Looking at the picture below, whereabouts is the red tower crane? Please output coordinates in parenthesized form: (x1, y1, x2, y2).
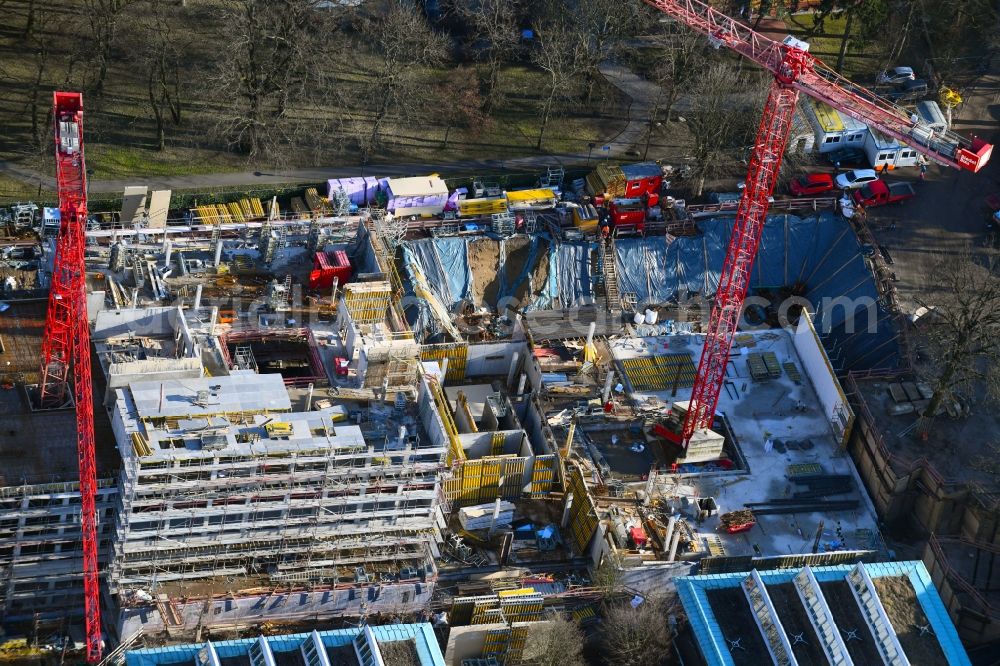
(643, 0, 993, 447)
(39, 92, 102, 663)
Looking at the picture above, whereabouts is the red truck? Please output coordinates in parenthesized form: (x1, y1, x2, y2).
(852, 180, 916, 207)
(608, 198, 646, 234)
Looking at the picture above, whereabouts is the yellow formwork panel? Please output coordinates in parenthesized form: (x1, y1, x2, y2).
(566, 466, 599, 553)
(428, 378, 464, 464)
(343, 287, 391, 324)
(621, 353, 696, 391)
(420, 343, 468, 381)
(491, 432, 504, 456)
(530, 454, 556, 496)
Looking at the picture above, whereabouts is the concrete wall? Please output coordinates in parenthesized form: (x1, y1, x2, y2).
(419, 377, 450, 454)
(443, 623, 503, 666)
(793, 312, 854, 446)
(458, 431, 524, 459)
(466, 341, 527, 378)
(94, 306, 179, 340)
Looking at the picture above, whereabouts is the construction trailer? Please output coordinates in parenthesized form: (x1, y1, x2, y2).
(801, 98, 868, 153)
(585, 162, 663, 199)
(862, 128, 921, 170)
(385, 176, 450, 217)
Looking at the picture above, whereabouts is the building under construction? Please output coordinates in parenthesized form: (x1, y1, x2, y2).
(0, 149, 972, 661)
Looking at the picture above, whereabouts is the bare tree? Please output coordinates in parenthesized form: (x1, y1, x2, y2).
(436, 67, 490, 150)
(600, 595, 678, 666)
(531, 20, 588, 150)
(448, 0, 520, 111)
(915, 253, 1000, 422)
(684, 63, 765, 197)
(207, 0, 339, 160)
(21, 6, 54, 153)
(124, 0, 188, 151)
(521, 613, 587, 666)
(592, 554, 625, 597)
(572, 0, 645, 103)
(357, 1, 448, 151)
(83, 0, 137, 94)
(642, 30, 706, 160)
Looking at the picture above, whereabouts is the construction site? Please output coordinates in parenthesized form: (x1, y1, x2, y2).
(0, 1, 996, 664)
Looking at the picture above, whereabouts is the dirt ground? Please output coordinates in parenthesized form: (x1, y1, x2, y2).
(504, 235, 551, 308)
(468, 235, 551, 310)
(819, 581, 883, 665)
(704, 587, 769, 666)
(872, 575, 948, 665)
(468, 237, 501, 307)
(765, 583, 827, 664)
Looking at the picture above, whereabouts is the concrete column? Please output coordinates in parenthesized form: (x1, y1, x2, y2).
(561, 493, 574, 528)
(193, 284, 203, 310)
(667, 527, 681, 562)
(214, 240, 223, 267)
(306, 383, 314, 411)
(517, 373, 527, 396)
(664, 515, 676, 555)
(586, 321, 596, 347)
(602, 369, 616, 403)
(439, 357, 449, 383)
(507, 352, 519, 389)
(489, 498, 502, 535)
(164, 241, 172, 266)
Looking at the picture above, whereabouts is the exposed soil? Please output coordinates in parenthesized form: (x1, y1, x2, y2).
(468, 237, 501, 307)
(872, 575, 948, 665)
(504, 235, 551, 308)
(820, 581, 883, 665)
(765, 583, 827, 665)
(705, 587, 769, 666)
(468, 235, 551, 310)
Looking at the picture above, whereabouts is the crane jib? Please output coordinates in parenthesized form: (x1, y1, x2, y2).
(643, 0, 994, 449)
(644, 0, 993, 173)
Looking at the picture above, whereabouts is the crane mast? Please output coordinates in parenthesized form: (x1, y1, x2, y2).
(39, 92, 102, 663)
(642, 0, 993, 446)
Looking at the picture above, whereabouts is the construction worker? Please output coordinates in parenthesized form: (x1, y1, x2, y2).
(919, 162, 927, 180)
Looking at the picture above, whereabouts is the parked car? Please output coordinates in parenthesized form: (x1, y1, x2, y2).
(824, 147, 867, 167)
(877, 66, 915, 85)
(835, 169, 879, 190)
(790, 173, 835, 196)
(852, 180, 916, 207)
(886, 79, 930, 102)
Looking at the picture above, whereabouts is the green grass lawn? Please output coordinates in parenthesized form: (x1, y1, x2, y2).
(86, 144, 246, 180)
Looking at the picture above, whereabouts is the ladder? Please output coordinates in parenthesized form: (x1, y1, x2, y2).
(599, 236, 620, 313)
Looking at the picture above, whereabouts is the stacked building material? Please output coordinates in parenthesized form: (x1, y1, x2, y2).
(308, 249, 353, 289)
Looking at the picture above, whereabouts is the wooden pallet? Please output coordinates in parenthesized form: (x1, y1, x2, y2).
(746, 353, 769, 381)
(762, 351, 782, 378)
(786, 463, 823, 477)
(783, 362, 802, 384)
